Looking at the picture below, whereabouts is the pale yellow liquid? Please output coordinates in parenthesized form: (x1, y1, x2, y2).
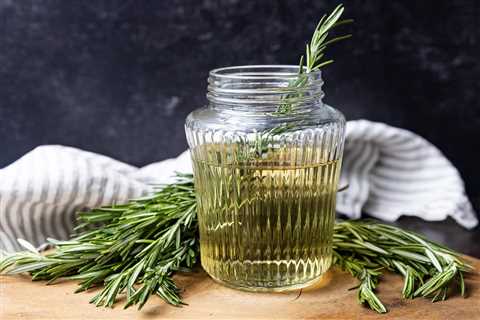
(192, 145, 341, 291)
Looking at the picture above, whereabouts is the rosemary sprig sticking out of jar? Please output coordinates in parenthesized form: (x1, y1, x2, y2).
(247, 4, 352, 160)
(276, 3, 352, 115)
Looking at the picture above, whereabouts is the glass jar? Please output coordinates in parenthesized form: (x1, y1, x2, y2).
(185, 65, 345, 291)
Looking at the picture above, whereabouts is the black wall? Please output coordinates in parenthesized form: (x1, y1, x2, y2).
(1, 1, 479, 205)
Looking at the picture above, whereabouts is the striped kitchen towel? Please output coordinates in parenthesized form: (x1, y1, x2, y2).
(0, 120, 478, 252)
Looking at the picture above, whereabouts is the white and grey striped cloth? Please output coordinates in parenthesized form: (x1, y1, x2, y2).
(0, 120, 477, 252)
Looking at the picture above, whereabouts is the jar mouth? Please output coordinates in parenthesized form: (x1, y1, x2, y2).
(207, 65, 324, 110)
(209, 65, 321, 80)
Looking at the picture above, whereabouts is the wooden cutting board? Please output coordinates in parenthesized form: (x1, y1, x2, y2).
(1, 257, 479, 320)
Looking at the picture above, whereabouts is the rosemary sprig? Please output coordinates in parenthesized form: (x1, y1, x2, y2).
(0, 174, 473, 313)
(245, 4, 352, 160)
(275, 3, 352, 115)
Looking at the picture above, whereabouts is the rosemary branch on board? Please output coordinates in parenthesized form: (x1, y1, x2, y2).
(0, 173, 473, 313)
(1, 174, 198, 309)
(333, 221, 473, 313)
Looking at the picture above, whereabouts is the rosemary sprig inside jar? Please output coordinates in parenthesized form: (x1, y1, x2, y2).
(246, 4, 352, 160)
(185, 4, 351, 291)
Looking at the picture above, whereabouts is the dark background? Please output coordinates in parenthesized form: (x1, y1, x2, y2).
(1, 1, 479, 254)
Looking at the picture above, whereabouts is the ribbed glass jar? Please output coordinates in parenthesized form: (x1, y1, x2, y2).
(185, 65, 345, 291)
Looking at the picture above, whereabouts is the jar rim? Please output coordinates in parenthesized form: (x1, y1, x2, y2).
(207, 65, 324, 110)
(209, 65, 322, 80)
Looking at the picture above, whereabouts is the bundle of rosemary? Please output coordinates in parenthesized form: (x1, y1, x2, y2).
(0, 4, 474, 314)
(0, 174, 473, 313)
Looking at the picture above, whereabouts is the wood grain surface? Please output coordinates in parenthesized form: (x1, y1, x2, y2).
(1, 257, 479, 320)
